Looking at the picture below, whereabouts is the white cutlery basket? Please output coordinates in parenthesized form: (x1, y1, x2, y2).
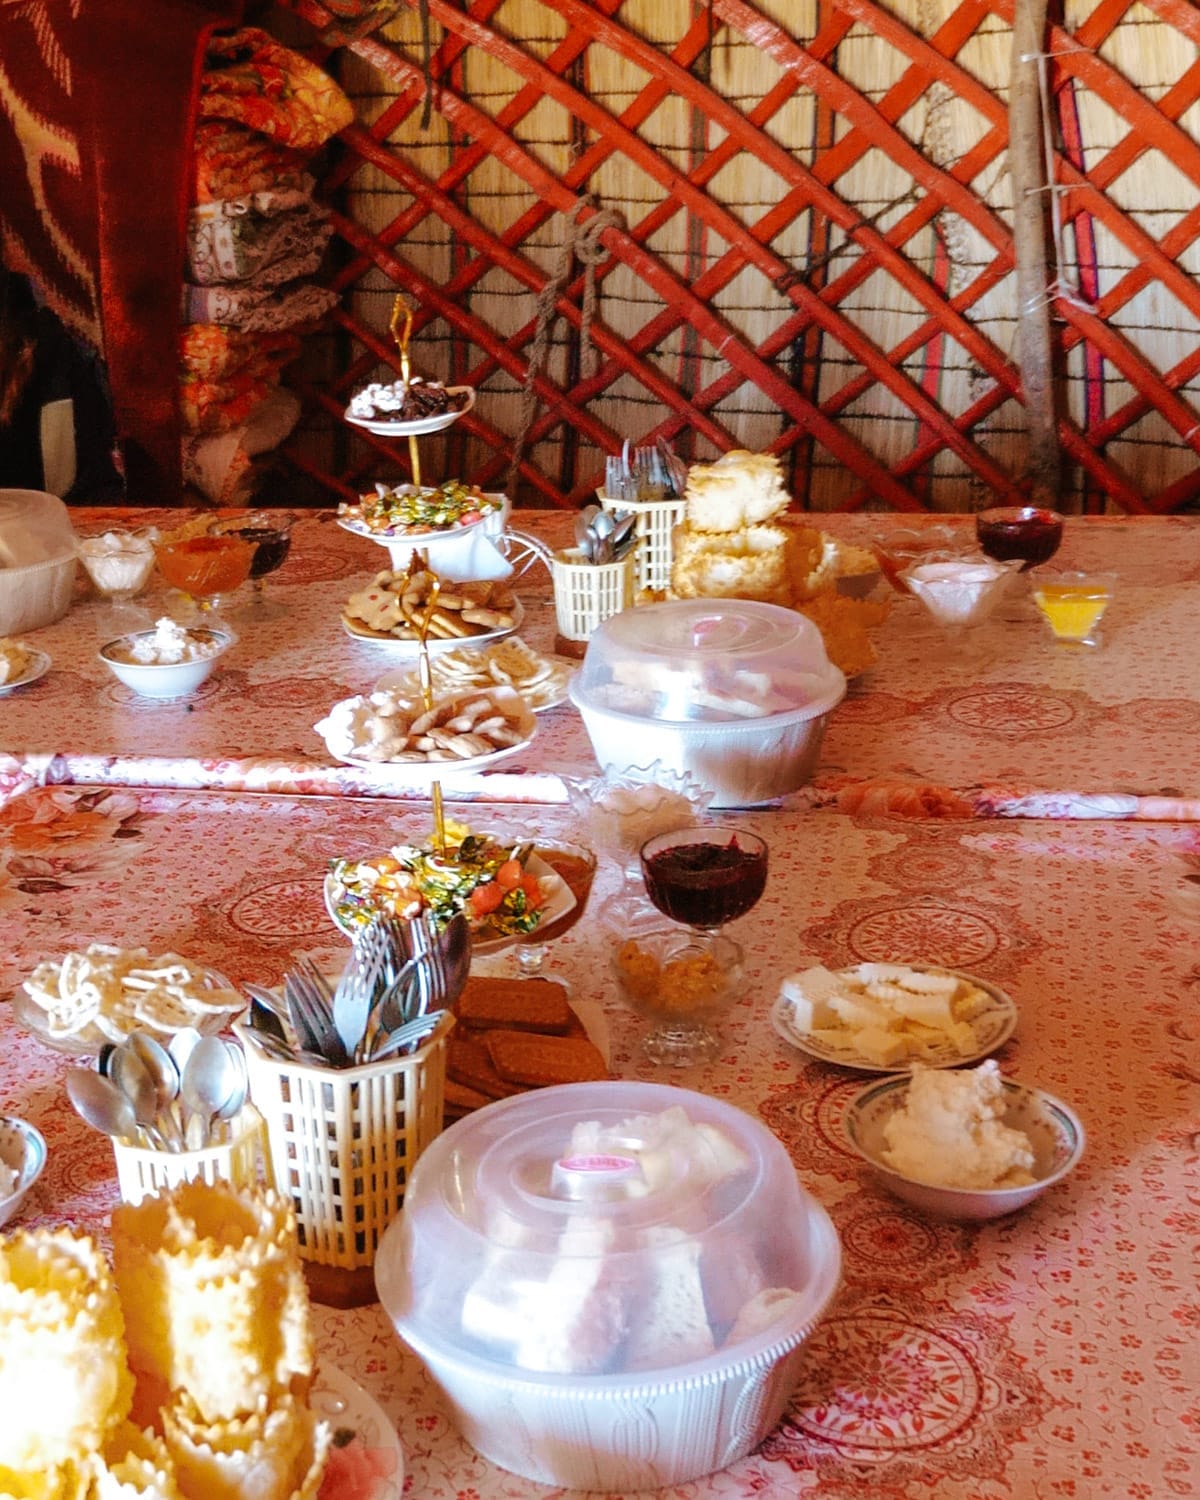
(235, 1015, 452, 1270)
(111, 1104, 272, 1206)
(600, 494, 686, 592)
(551, 546, 635, 644)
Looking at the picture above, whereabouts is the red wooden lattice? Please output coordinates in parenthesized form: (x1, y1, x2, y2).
(277, 0, 1200, 513)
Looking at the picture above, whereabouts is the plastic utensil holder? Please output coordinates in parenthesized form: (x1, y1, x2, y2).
(111, 1105, 273, 1206)
(599, 495, 686, 593)
(551, 547, 635, 643)
(234, 1016, 452, 1270)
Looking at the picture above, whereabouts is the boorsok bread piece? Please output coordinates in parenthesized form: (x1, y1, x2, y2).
(161, 1391, 329, 1500)
(455, 976, 573, 1033)
(447, 1036, 525, 1100)
(111, 1181, 314, 1426)
(683, 449, 789, 531)
(0, 1228, 133, 1472)
(670, 523, 792, 605)
(484, 1031, 608, 1088)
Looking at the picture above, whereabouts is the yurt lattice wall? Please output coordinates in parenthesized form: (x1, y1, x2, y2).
(278, 0, 1200, 513)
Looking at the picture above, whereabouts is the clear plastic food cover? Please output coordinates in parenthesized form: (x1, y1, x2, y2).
(0, 490, 78, 568)
(376, 1081, 841, 1377)
(571, 599, 845, 724)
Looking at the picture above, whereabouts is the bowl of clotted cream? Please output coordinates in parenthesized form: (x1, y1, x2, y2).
(844, 1061, 1085, 1221)
(99, 617, 233, 699)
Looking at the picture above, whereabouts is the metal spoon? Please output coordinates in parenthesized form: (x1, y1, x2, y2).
(128, 1031, 186, 1150)
(110, 1043, 173, 1152)
(66, 1067, 138, 1143)
(180, 1036, 243, 1148)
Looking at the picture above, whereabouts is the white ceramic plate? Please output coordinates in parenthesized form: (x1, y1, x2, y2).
(325, 849, 576, 957)
(336, 488, 501, 548)
(344, 383, 475, 437)
(310, 1364, 404, 1499)
(330, 735, 532, 778)
(341, 597, 523, 654)
(0, 648, 50, 695)
(770, 967, 1017, 1072)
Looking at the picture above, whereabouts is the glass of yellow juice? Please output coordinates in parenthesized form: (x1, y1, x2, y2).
(1032, 572, 1115, 647)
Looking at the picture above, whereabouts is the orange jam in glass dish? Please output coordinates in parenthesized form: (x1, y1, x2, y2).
(155, 533, 254, 600)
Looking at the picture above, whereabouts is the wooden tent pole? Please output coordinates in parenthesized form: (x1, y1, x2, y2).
(1010, 0, 1062, 507)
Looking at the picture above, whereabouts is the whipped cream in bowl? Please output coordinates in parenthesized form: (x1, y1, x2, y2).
(844, 1061, 1085, 1220)
(77, 529, 156, 600)
(99, 618, 233, 698)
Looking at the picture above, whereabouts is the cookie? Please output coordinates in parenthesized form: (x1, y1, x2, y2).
(484, 1031, 608, 1088)
(447, 1036, 525, 1100)
(455, 976, 573, 1034)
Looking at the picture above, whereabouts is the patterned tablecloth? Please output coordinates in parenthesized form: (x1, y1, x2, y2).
(1, 510, 1198, 1498)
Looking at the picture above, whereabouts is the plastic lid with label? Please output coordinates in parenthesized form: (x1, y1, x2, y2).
(376, 1081, 841, 1377)
(570, 598, 845, 724)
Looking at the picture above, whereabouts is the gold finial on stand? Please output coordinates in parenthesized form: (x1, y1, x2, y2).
(390, 294, 423, 489)
(416, 562, 445, 855)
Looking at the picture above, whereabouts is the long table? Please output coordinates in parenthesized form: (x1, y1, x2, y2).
(1, 509, 1197, 1499)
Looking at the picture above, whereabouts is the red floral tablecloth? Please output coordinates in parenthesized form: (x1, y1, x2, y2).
(3, 509, 1200, 812)
(2, 510, 1198, 1498)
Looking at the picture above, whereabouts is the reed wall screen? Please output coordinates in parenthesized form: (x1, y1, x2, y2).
(282, 0, 1200, 513)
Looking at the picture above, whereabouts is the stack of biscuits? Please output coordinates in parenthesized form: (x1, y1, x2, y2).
(343, 568, 518, 642)
(445, 977, 608, 1118)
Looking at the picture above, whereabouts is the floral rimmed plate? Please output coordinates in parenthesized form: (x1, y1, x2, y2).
(344, 383, 475, 437)
(0, 648, 51, 695)
(770, 967, 1018, 1073)
(313, 1365, 404, 1500)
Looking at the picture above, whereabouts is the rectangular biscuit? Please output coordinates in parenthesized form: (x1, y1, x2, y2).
(447, 1036, 525, 1100)
(455, 976, 572, 1034)
(484, 1031, 608, 1088)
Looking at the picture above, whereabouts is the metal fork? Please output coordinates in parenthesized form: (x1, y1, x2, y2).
(286, 960, 349, 1067)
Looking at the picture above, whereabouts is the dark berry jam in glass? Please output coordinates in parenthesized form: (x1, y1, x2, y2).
(641, 829, 768, 928)
(975, 507, 1063, 571)
(237, 527, 292, 579)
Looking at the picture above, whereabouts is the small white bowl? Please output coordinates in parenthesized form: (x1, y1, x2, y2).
(99, 627, 233, 699)
(0, 1116, 47, 1229)
(844, 1074, 1085, 1221)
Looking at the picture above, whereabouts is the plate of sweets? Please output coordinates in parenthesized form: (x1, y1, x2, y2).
(325, 821, 576, 956)
(15, 944, 245, 1055)
(0, 639, 50, 694)
(771, 960, 1017, 1072)
(341, 567, 522, 653)
(337, 480, 503, 541)
(377, 635, 573, 712)
(345, 377, 475, 437)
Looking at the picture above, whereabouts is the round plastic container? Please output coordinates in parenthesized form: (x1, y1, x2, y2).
(0, 490, 78, 634)
(376, 1081, 841, 1490)
(568, 599, 846, 807)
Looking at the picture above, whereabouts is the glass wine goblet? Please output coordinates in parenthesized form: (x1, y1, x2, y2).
(154, 532, 254, 622)
(975, 505, 1065, 622)
(208, 512, 296, 617)
(514, 840, 598, 977)
(628, 826, 768, 1065)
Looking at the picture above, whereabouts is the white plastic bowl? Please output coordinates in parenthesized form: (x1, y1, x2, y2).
(844, 1074, 1085, 1221)
(376, 1081, 842, 1489)
(98, 627, 233, 699)
(0, 1116, 47, 1229)
(571, 689, 841, 808)
(0, 551, 77, 635)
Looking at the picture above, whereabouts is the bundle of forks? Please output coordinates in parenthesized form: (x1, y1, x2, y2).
(603, 439, 688, 504)
(244, 911, 471, 1069)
